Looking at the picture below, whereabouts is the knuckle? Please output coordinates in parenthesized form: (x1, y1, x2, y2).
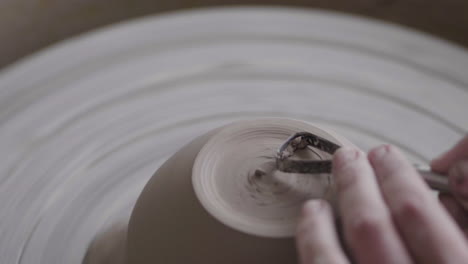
(347, 213, 386, 242)
(393, 195, 425, 221)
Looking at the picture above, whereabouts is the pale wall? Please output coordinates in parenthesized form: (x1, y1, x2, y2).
(1, 0, 467, 69)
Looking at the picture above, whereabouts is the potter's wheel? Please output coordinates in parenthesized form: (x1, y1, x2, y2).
(0, 7, 467, 264)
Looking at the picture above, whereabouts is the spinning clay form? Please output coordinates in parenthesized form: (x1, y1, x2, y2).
(127, 118, 354, 264)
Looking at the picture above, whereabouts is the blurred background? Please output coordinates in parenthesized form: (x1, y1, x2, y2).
(1, 0, 468, 70)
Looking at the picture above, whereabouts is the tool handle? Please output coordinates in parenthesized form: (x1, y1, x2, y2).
(415, 165, 450, 193)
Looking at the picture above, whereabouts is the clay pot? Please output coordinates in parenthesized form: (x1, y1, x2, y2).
(126, 118, 353, 264)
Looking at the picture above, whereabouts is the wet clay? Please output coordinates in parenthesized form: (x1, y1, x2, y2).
(125, 118, 354, 264)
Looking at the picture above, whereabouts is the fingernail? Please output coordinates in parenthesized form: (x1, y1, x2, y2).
(333, 147, 359, 169)
(301, 200, 324, 217)
(369, 145, 389, 162)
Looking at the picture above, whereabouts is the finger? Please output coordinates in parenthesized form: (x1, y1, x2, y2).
(431, 135, 468, 173)
(448, 160, 468, 210)
(369, 145, 468, 263)
(439, 194, 468, 229)
(296, 200, 349, 264)
(449, 160, 468, 199)
(332, 148, 412, 264)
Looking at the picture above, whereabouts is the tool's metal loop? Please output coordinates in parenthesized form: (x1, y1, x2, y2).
(276, 132, 450, 193)
(276, 132, 340, 173)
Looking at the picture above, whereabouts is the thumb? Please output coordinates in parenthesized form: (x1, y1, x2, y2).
(448, 160, 468, 210)
(432, 135, 468, 173)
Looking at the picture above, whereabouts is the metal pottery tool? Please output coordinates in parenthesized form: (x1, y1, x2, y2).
(276, 132, 450, 193)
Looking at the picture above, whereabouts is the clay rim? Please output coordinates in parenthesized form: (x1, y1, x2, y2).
(192, 118, 344, 238)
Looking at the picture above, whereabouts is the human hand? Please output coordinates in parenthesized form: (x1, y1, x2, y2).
(296, 145, 468, 264)
(431, 135, 468, 237)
